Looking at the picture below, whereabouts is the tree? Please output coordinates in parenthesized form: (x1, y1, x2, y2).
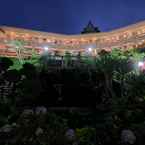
(0, 57, 13, 72)
(25, 48, 40, 66)
(64, 52, 71, 67)
(9, 40, 26, 64)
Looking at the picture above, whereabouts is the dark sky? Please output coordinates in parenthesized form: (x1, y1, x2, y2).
(0, 0, 145, 34)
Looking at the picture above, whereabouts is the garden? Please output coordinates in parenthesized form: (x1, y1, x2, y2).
(0, 48, 145, 145)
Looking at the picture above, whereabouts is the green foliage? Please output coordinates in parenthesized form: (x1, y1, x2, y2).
(9, 58, 23, 70)
(0, 57, 13, 71)
(125, 72, 145, 98)
(83, 56, 96, 67)
(9, 40, 26, 64)
(0, 111, 68, 145)
(76, 127, 96, 145)
(96, 49, 131, 74)
(1, 48, 145, 144)
(25, 49, 40, 66)
(62, 51, 73, 68)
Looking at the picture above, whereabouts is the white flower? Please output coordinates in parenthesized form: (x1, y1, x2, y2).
(0, 124, 12, 133)
(35, 106, 47, 115)
(35, 127, 43, 136)
(65, 129, 76, 141)
(121, 129, 136, 144)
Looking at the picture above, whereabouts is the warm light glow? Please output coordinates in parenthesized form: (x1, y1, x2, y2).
(1, 21, 145, 58)
(138, 61, 144, 67)
(88, 47, 92, 52)
(44, 46, 49, 51)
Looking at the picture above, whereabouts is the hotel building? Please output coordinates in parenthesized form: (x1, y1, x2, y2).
(0, 21, 145, 58)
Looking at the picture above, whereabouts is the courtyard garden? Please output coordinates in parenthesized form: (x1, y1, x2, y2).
(0, 49, 145, 145)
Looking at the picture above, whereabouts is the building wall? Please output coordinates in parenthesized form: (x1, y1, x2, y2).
(0, 20, 145, 58)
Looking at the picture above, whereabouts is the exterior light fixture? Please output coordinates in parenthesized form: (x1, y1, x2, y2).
(44, 46, 49, 51)
(138, 61, 144, 67)
(88, 47, 92, 52)
(137, 61, 145, 71)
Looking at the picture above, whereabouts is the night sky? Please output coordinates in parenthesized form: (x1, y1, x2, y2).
(0, 0, 145, 34)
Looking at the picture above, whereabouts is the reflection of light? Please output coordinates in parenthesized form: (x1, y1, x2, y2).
(138, 61, 144, 67)
(44, 46, 49, 51)
(88, 47, 92, 52)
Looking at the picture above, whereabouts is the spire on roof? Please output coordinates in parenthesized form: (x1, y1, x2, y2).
(0, 28, 5, 33)
(81, 21, 100, 34)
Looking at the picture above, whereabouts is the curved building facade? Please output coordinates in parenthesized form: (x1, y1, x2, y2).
(0, 20, 145, 58)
